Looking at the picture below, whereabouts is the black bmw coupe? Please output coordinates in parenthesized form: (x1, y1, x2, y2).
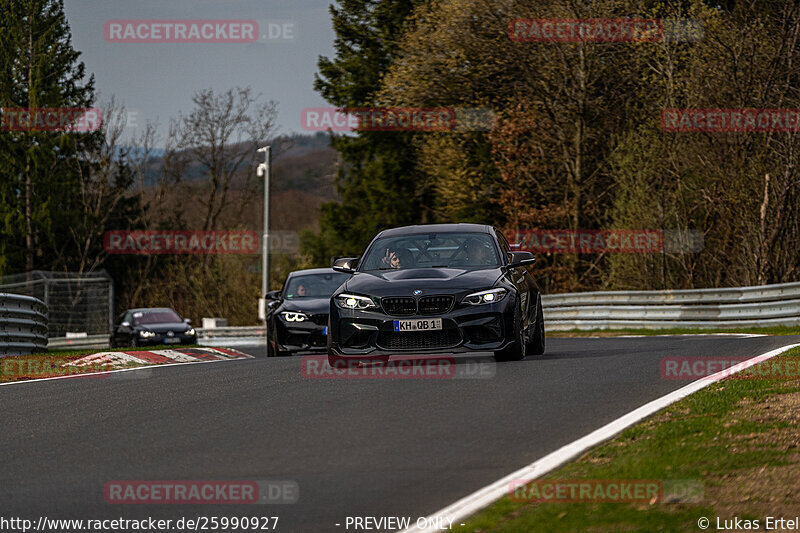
(327, 223, 545, 364)
(265, 268, 352, 356)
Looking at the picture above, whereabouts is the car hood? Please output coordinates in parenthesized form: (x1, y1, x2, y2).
(344, 267, 503, 296)
(280, 298, 331, 315)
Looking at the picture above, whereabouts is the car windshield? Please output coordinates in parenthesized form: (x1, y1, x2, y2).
(132, 309, 182, 325)
(284, 272, 351, 299)
(360, 232, 501, 271)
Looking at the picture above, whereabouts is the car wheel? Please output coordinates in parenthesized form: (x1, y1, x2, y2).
(267, 342, 286, 357)
(495, 305, 526, 362)
(527, 294, 546, 356)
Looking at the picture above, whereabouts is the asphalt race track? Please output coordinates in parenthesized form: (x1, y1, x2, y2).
(2, 335, 798, 531)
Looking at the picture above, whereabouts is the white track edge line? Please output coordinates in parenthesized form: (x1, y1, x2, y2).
(400, 341, 800, 533)
(577, 333, 767, 339)
(0, 355, 253, 387)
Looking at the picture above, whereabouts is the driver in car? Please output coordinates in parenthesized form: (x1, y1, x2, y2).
(464, 239, 493, 265)
(381, 247, 414, 269)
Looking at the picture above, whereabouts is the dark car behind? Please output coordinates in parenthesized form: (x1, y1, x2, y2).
(111, 307, 197, 348)
(265, 268, 352, 356)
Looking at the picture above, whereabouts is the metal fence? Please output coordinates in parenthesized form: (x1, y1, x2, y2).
(0, 293, 48, 356)
(0, 270, 113, 338)
(543, 281, 800, 330)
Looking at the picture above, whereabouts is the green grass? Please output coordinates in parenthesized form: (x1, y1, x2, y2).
(549, 325, 800, 337)
(0, 344, 200, 383)
(456, 347, 800, 532)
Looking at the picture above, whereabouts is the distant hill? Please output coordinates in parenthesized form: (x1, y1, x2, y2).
(271, 132, 338, 198)
(133, 132, 340, 236)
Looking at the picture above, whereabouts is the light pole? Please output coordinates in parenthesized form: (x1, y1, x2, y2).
(257, 146, 271, 355)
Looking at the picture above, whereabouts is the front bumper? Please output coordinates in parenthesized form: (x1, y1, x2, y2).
(136, 334, 197, 346)
(274, 317, 329, 353)
(328, 296, 516, 359)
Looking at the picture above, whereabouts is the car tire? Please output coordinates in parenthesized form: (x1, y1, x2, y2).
(494, 305, 526, 362)
(527, 294, 546, 356)
(267, 342, 287, 357)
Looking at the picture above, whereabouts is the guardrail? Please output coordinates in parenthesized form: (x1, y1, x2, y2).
(46, 327, 268, 351)
(38, 281, 800, 352)
(46, 334, 110, 350)
(543, 281, 800, 330)
(197, 326, 265, 347)
(0, 293, 48, 356)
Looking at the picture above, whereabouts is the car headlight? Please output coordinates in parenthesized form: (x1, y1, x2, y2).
(280, 311, 308, 322)
(463, 288, 508, 305)
(139, 330, 156, 338)
(334, 293, 378, 310)
(186, 327, 196, 336)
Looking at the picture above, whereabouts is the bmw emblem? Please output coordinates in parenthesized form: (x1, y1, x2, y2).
(413, 290, 422, 296)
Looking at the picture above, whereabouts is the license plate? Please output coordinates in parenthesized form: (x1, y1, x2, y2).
(163, 337, 180, 344)
(393, 318, 443, 332)
(323, 326, 328, 335)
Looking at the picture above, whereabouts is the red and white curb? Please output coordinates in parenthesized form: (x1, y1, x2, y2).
(0, 347, 253, 386)
(67, 347, 252, 369)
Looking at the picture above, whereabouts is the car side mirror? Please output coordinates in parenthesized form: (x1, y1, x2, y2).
(266, 289, 282, 300)
(121, 321, 131, 327)
(505, 251, 536, 270)
(332, 256, 359, 274)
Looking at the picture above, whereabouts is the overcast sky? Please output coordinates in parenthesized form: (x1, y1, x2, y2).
(63, 0, 337, 145)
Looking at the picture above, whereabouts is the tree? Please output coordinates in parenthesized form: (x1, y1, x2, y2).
(0, 0, 127, 276)
(110, 87, 281, 324)
(171, 87, 278, 232)
(378, 0, 654, 288)
(67, 97, 144, 274)
(606, 0, 800, 289)
(307, 0, 427, 263)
